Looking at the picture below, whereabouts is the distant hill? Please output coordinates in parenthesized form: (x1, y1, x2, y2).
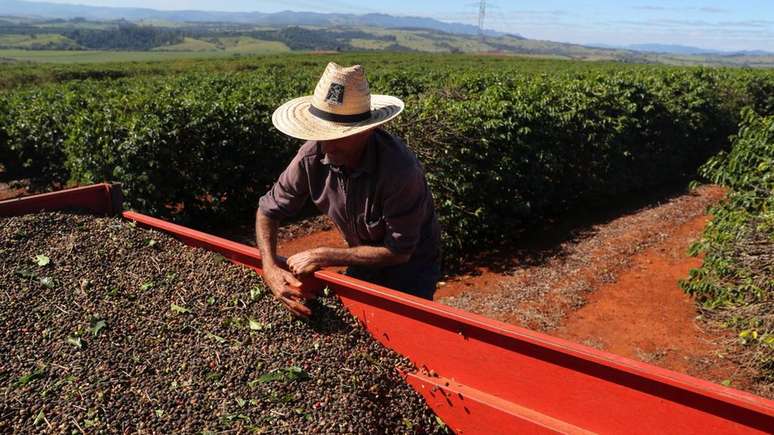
(2, 0, 508, 37)
(0, 15, 639, 62)
(590, 43, 774, 57)
(1, 1, 772, 67)
(627, 44, 721, 55)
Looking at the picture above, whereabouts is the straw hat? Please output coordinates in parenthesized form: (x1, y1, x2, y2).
(272, 62, 404, 141)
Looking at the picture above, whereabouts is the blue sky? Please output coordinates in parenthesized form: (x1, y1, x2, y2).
(36, 1, 774, 51)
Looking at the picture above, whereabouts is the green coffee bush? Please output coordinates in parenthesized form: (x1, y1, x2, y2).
(681, 109, 773, 385)
(1, 85, 81, 182)
(0, 58, 772, 263)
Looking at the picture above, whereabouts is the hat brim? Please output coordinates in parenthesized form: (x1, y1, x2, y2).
(272, 94, 404, 141)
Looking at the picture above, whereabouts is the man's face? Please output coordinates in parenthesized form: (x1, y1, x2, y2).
(320, 130, 372, 166)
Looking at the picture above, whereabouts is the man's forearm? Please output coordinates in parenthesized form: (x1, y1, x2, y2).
(316, 246, 410, 268)
(255, 211, 280, 269)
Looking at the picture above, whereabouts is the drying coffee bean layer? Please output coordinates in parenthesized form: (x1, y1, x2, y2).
(0, 212, 445, 434)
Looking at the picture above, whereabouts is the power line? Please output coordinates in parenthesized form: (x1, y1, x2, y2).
(487, 3, 512, 36)
(478, 0, 487, 39)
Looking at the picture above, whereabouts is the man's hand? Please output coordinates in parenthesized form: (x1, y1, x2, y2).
(263, 264, 312, 317)
(287, 248, 326, 276)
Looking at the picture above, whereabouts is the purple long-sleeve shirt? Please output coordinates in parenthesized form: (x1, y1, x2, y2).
(258, 128, 441, 272)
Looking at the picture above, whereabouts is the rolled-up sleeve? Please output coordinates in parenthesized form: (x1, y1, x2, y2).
(258, 150, 309, 220)
(383, 168, 428, 255)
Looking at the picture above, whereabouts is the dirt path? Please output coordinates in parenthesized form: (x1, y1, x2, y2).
(553, 213, 744, 386)
(0, 180, 30, 201)
(437, 185, 724, 328)
(436, 185, 746, 388)
(555, 214, 714, 363)
(276, 228, 347, 258)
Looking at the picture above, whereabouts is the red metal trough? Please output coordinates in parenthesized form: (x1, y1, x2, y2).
(2, 183, 773, 434)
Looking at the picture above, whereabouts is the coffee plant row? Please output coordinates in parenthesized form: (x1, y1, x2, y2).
(681, 109, 773, 385)
(1, 56, 773, 264)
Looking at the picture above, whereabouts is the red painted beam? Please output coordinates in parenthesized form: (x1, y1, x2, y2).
(322, 274, 774, 434)
(2, 184, 773, 434)
(0, 183, 122, 217)
(405, 372, 593, 434)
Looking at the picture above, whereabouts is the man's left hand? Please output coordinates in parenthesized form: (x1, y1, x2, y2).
(286, 248, 327, 276)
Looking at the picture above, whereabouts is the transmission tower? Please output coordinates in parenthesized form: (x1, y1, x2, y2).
(477, 0, 487, 39)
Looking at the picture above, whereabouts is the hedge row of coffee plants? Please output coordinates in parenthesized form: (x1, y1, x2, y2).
(1, 59, 773, 262)
(0, 53, 632, 91)
(681, 109, 773, 389)
(0, 71, 317, 222)
(392, 68, 773, 254)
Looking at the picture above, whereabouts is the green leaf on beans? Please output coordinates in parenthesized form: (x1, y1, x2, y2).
(34, 411, 46, 426)
(250, 286, 263, 301)
(170, 304, 190, 314)
(35, 255, 50, 267)
(206, 332, 226, 343)
(67, 336, 83, 349)
(90, 319, 107, 337)
(16, 367, 46, 387)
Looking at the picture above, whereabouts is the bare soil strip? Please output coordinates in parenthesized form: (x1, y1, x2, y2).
(439, 186, 726, 330)
(0, 179, 30, 201)
(437, 185, 767, 394)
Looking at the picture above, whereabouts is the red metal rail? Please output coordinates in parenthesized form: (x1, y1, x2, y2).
(0, 183, 123, 217)
(2, 183, 773, 434)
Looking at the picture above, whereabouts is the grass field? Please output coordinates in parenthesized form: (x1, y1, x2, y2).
(357, 28, 627, 60)
(0, 47, 580, 65)
(0, 48, 258, 63)
(0, 33, 80, 49)
(0, 35, 292, 63)
(152, 37, 220, 52)
(0, 21, 772, 67)
(344, 38, 392, 50)
(216, 36, 289, 53)
(151, 36, 290, 53)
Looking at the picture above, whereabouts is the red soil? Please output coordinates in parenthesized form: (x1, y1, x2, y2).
(276, 228, 347, 258)
(0, 181, 29, 201)
(435, 267, 505, 299)
(554, 213, 739, 383)
(431, 185, 751, 389)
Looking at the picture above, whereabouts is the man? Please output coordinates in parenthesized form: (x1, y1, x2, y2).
(255, 62, 441, 317)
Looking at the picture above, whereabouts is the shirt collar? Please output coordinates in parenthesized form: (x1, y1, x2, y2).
(320, 132, 378, 177)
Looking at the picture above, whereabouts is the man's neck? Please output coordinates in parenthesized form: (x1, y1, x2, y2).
(342, 141, 367, 172)
(330, 130, 374, 172)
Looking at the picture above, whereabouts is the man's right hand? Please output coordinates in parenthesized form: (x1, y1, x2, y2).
(263, 264, 312, 317)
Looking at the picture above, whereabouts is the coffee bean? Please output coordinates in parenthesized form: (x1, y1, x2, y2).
(0, 212, 444, 434)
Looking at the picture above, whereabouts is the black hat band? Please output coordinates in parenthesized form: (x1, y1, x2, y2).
(309, 105, 372, 123)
